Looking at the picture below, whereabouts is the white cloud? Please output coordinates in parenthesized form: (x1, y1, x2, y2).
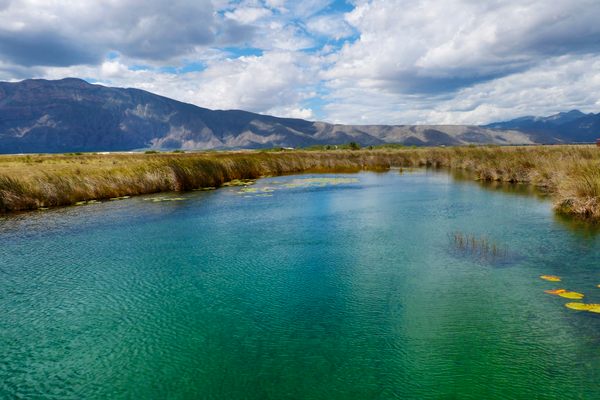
(327, 0, 600, 93)
(306, 14, 354, 40)
(224, 6, 272, 24)
(322, 54, 600, 125)
(1, 0, 600, 124)
(0, 0, 249, 66)
(100, 60, 128, 78)
(270, 106, 314, 119)
(41, 50, 319, 118)
(186, 51, 316, 112)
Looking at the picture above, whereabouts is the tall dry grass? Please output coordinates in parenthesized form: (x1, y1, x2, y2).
(1, 146, 599, 220)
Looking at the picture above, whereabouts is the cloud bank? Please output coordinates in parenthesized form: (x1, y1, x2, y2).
(0, 0, 599, 124)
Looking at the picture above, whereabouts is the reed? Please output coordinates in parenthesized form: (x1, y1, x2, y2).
(452, 231, 508, 260)
(1, 145, 599, 221)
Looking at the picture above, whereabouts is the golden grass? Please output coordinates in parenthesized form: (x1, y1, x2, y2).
(1, 145, 599, 220)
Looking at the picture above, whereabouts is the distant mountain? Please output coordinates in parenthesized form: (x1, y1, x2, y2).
(0, 78, 536, 153)
(485, 110, 600, 143)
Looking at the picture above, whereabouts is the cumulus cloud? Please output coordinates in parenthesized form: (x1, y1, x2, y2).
(306, 14, 354, 40)
(0, 0, 599, 124)
(0, 0, 228, 65)
(182, 51, 317, 112)
(41, 50, 318, 118)
(224, 6, 272, 24)
(327, 0, 600, 94)
(323, 54, 600, 125)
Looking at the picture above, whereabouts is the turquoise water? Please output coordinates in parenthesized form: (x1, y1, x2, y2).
(1, 170, 600, 399)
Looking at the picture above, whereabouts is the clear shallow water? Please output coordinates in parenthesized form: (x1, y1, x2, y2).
(1, 170, 600, 399)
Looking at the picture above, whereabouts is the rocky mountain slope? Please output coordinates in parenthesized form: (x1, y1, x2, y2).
(485, 110, 600, 143)
(0, 78, 558, 153)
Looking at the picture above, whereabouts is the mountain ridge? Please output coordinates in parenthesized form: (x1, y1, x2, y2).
(485, 109, 600, 143)
(1, 78, 595, 153)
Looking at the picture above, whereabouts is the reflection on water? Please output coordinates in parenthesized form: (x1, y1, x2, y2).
(553, 212, 600, 239)
(450, 168, 550, 200)
(1, 170, 600, 399)
(449, 168, 600, 240)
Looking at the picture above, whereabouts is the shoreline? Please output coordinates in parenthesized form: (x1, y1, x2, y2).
(1, 145, 599, 221)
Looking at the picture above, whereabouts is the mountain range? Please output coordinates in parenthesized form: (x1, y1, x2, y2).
(0, 78, 598, 153)
(484, 110, 600, 143)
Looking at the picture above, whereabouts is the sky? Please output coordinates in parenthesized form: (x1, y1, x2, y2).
(0, 0, 599, 125)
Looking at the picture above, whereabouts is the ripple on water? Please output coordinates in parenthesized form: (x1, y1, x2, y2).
(1, 171, 600, 399)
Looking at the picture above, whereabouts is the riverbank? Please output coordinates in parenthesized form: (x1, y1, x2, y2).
(1, 145, 599, 220)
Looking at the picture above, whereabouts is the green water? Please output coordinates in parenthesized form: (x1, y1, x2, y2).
(1, 171, 599, 399)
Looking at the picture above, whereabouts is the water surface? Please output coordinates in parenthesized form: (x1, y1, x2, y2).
(1, 171, 599, 399)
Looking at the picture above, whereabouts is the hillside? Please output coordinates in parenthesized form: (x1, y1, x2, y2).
(0, 78, 535, 153)
(485, 110, 600, 143)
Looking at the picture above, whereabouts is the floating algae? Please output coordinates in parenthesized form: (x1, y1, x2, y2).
(565, 303, 591, 311)
(222, 179, 256, 187)
(281, 177, 359, 189)
(565, 303, 600, 313)
(544, 289, 566, 295)
(146, 197, 187, 203)
(239, 187, 259, 194)
(75, 200, 101, 206)
(559, 291, 585, 300)
(238, 186, 276, 196)
(544, 289, 584, 300)
(234, 177, 360, 197)
(540, 275, 561, 282)
(110, 196, 131, 201)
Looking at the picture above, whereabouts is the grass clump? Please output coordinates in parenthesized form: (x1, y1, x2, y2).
(451, 231, 508, 261)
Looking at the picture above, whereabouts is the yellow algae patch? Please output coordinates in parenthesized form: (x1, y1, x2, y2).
(147, 197, 186, 202)
(565, 303, 592, 311)
(588, 305, 600, 314)
(540, 275, 561, 282)
(565, 303, 600, 313)
(544, 289, 584, 299)
(544, 289, 566, 295)
(281, 177, 359, 189)
(558, 291, 585, 300)
(223, 179, 255, 187)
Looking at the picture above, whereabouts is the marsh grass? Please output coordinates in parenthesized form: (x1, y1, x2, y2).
(1, 145, 600, 220)
(451, 231, 509, 262)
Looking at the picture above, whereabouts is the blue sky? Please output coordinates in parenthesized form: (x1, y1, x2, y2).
(0, 0, 599, 124)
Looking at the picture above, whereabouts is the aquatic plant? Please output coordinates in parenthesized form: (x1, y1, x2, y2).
(451, 231, 508, 261)
(540, 275, 561, 282)
(564, 303, 600, 313)
(544, 289, 585, 300)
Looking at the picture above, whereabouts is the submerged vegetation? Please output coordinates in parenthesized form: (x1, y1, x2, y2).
(451, 231, 509, 262)
(1, 145, 600, 221)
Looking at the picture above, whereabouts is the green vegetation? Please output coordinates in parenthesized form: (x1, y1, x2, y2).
(452, 231, 508, 260)
(1, 145, 600, 221)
